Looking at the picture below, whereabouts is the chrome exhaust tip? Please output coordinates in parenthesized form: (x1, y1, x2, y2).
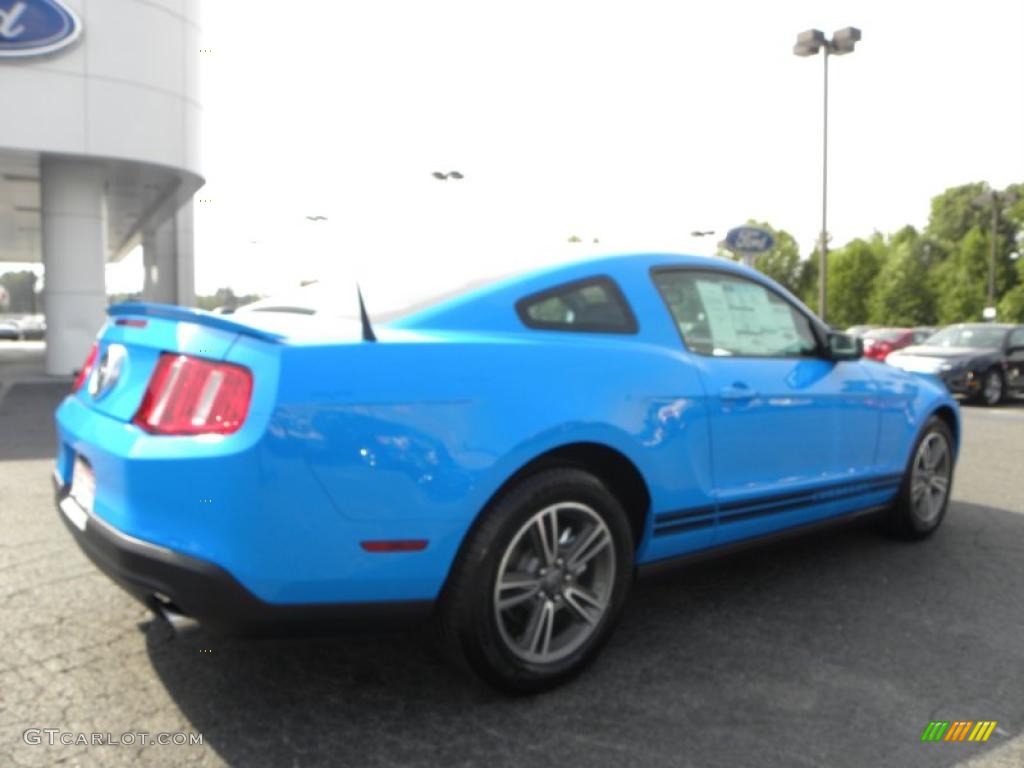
(149, 594, 200, 637)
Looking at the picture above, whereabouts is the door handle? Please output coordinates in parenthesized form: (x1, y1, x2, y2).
(720, 384, 757, 401)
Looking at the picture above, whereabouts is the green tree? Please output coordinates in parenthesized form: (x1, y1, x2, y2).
(997, 257, 1024, 322)
(824, 236, 884, 328)
(998, 284, 1024, 322)
(926, 182, 1021, 312)
(795, 255, 819, 310)
(933, 226, 989, 323)
(925, 182, 992, 245)
(868, 239, 934, 325)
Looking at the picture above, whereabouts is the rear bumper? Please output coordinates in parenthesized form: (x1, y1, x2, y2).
(53, 470, 433, 633)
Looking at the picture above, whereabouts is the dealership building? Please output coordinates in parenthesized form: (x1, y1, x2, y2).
(0, 0, 203, 374)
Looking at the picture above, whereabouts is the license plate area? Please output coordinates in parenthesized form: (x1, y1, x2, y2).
(70, 455, 95, 515)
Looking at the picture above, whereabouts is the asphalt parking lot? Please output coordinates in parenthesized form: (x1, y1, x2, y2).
(2, 342, 1023, 767)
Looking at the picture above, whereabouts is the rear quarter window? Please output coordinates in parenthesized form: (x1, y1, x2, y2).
(516, 276, 637, 334)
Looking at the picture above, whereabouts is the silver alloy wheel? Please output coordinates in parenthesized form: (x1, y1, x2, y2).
(910, 432, 952, 527)
(983, 371, 1003, 405)
(493, 501, 616, 664)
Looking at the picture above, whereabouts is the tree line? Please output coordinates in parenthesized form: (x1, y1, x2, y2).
(723, 181, 1024, 328)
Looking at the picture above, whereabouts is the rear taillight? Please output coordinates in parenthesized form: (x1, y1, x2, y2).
(72, 342, 99, 393)
(132, 353, 253, 435)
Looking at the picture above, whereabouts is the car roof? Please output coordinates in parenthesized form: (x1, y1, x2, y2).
(390, 252, 797, 334)
(517, 252, 751, 282)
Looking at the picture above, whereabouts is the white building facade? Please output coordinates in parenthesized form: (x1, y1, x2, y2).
(0, 0, 203, 374)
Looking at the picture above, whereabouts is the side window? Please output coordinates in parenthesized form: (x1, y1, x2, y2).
(1009, 328, 1024, 348)
(653, 270, 818, 357)
(516, 277, 637, 334)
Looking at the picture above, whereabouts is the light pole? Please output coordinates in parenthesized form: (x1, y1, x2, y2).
(432, 171, 464, 180)
(972, 186, 1018, 313)
(793, 26, 861, 322)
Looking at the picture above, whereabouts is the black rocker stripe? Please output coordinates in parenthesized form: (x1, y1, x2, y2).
(652, 518, 716, 537)
(652, 506, 717, 525)
(716, 481, 900, 525)
(717, 476, 901, 521)
(717, 473, 903, 513)
(653, 474, 903, 537)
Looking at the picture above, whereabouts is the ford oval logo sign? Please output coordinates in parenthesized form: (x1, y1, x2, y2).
(0, 0, 82, 58)
(724, 226, 775, 255)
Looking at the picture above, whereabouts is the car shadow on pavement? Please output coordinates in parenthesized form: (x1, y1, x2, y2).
(145, 501, 1024, 768)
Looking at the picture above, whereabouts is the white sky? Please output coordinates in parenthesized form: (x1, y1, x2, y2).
(110, 0, 1024, 309)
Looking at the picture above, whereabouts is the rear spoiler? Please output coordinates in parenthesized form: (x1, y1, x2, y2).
(108, 302, 286, 343)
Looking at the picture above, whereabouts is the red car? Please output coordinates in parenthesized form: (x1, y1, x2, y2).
(861, 327, 930, 361)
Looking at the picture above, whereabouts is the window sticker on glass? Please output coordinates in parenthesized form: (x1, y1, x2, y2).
(693, 280, 737, 354)
(654, 270, 817, 358)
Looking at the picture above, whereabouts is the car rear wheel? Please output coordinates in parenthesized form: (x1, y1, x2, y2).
(437, 468, 634, 693)
(882, 416, 954, 540)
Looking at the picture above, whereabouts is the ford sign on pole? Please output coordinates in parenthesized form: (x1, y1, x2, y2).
(0, 0, 82, 58)
(724, 226, 775, 266)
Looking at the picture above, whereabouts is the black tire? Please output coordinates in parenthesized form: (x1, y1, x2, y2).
(437, 467, 634, 694)
(882, 416, 955, 540)
(973, 368, 1005, 406)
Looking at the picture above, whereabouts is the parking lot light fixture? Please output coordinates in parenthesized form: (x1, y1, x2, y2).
(432, 171, 465, 181)
(793, 26, 861, 322)
(972, 187, 1019, 308)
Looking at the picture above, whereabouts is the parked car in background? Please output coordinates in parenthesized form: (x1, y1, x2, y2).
(845, 324, 879, 338)
(16, 314, 47, 340)
(886, 323, 1024, 405)
(0, 319, 22, 340)
(0, 314, 45, 340)
(54, 253, 960, 692)
(912, 327, 935, 344)
(861, 327, 919, 362)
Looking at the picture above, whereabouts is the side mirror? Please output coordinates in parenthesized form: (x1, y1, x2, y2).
(827, 331, 862, 361)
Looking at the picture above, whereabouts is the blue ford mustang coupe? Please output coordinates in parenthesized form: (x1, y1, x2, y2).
(54, 253, 959, 692)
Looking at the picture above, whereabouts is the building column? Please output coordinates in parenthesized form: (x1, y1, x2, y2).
(41, 158, 108, 376)
(142, 215, 176, 304)
(142, 200, 196, 307)
(175, 200, 196, 307)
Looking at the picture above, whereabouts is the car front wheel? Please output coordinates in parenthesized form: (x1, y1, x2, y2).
(438, 468, 634, 693)
(883, 416, 955, 540)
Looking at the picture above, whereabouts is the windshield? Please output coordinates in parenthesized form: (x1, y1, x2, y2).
(925, 326, 1006, 350)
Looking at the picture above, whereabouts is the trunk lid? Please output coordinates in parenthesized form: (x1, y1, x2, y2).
(78, 303, 282, 423)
